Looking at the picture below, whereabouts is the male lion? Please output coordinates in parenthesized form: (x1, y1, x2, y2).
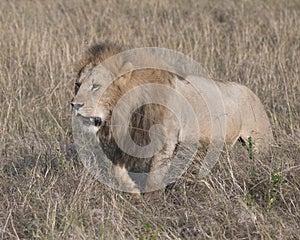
(71, 43, 273, 197)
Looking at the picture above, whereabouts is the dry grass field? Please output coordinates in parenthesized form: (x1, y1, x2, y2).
(0, 0, 299, 239)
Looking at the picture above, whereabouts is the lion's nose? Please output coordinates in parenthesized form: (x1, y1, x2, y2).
(71, 102, 84, 110)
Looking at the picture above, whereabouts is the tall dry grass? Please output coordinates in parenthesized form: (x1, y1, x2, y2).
(0, 0, 299, 239)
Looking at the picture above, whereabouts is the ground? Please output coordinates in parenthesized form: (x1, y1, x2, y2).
(0, 0, 299, 239)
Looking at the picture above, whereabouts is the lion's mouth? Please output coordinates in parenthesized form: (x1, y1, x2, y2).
(76, 113, 102, 127)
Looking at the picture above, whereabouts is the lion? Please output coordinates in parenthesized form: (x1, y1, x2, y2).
(71, 43, 274, 197)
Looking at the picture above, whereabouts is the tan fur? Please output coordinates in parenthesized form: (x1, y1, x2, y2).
(71, 43, 274, 197)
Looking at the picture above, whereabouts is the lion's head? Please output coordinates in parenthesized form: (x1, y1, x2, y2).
(71, 43, 175, 137)
(71, 44, 120, 134)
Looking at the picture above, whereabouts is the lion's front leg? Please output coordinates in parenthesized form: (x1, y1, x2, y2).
(144, 157, 171, 200)
(144, 142, 177, 201)
(114, 164, 140, 194)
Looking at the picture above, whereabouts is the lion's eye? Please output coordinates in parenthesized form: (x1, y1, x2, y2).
(75, 82, 81, 94)
(91, 84, 101, 91)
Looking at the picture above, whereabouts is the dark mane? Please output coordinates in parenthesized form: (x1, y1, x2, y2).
(75, 42, 122, 74)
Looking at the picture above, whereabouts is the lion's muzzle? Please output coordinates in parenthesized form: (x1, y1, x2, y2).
(76, 113, 102, 127)
(71, 102, 102, 127)
(71, 102, 84, 110)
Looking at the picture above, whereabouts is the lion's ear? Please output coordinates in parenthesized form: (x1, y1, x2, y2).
(116, 62, 134, 91)
(119, 61, 134, 79)
(116, 62, 134, 89)
(117, 72, 132, 90)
